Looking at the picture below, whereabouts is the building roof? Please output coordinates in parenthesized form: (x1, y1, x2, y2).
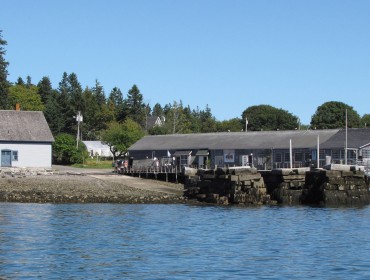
(0, 110, 54, 142)
(320, 128, 370, 149)
(146, 116, 165, 130)
(129, 129, 341, 151)
(82, 141, 110, 150)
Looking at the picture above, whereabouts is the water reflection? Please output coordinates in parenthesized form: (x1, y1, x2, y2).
(0, 203, 369, 279)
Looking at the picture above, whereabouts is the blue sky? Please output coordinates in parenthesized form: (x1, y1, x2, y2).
(1, 0, 369, 125)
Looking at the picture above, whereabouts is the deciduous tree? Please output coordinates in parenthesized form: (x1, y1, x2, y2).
(361, 114, 370, 128)
(242, 105, 299, 131)
(310, 101, 361, 129)
(101, 119, 144, 159)
(216, 118, 243, 132)
(8, 84, 44, 111)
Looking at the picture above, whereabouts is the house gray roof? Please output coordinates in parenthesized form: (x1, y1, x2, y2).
(129, 129, 340, 151)
(0, 110, 54, 142)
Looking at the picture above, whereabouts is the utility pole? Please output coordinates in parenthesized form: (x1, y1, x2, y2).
(173, 104, 177, 134)
(75, 111, 83, 149)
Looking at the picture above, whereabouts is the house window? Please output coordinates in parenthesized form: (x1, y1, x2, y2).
(12, 151, 18, 161)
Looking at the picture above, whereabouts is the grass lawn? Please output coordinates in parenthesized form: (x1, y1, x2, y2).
(72, 158, 114, 169)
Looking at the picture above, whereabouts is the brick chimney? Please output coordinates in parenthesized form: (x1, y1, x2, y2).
(15, 103, 20, 111)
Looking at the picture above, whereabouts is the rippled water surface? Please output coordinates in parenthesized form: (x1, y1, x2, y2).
(0, 203, 369, 279)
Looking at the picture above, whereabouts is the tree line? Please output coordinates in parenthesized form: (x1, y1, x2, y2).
(0, 31, 369, 162)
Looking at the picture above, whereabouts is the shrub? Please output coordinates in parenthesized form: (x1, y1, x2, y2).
(52, 133, 88, 164)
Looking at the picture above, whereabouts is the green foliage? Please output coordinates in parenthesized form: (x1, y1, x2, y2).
(26, 75, 33, 87)
(37, 76, 53, 104)
(101, 119, 145, 158)
(310, 101, 361, 129)
(16, 77, 25, 86)
(152, 103, 163, 117)
(123, 84, 146, 127)
(216, 118, 243, 132)
(242, 105, 299, 131)
(72, 158, 113, 169)
(52, 133, 88, 164)
(8, 84, 44, 111)
(361, 114, 370, 128)
(57, 72, 75, 133)
(199, 104, 217, 133)
(44, 90, 64, 135)
(0, 30, 9, 109)
(92, 79, 106, 106)
(148, 124, 169, 135)
(108, 86, 124, 121)
(68, 72, 85, 112)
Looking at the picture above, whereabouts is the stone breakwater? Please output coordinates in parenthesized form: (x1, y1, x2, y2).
(184, 165, 370, 207)
(0, 167, 186, 204)
(184, 166, 275, 205)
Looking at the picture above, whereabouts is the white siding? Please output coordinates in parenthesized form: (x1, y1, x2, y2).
(0, 142, 52, 168)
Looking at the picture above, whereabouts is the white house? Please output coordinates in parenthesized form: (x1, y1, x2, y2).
(82, 141, 113, 158)
(0, 110, 54, 168)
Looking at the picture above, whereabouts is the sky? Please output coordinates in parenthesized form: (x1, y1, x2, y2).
(1, 0, 369, 125)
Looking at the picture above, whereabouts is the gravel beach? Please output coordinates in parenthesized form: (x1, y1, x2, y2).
(0, 166, 186, 204)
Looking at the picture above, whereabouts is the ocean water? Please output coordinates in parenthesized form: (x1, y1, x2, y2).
(0, 203, 369, 279)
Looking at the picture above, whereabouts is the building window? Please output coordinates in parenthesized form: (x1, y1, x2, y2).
(332, 149, 340, 160)
(12, 151, 18, 161)
(274, 152, 282, 163)
(304, 152, 311, 161)
(284, 153, 290, 162)
(294, 152, 303, 162)
(348, 150, 356, 159)
(362, 149, 370, 159)
(180, 155, 188, 167)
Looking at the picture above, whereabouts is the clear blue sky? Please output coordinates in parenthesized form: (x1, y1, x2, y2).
(1, 0, 369, 125)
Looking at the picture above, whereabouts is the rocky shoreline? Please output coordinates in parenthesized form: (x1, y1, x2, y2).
(0, 167, 187, 204)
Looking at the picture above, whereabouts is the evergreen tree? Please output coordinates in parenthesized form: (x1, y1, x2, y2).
(57, 72, 74, 133)
(92, 79, 106, 106)
(152, 103, 163, 117)
(16, 77, 25, 86)
(68, 72, 84, 112)
(37, 76, 53, 104)
(108, 87, 124, 121)
(123, 84, 146, 126)
(199, 104, 217, 133)
(82, 87, 99, 139)
(44, 90, 64, 135)
(0, 30, 10, 109)
(26, 75, 32, 88)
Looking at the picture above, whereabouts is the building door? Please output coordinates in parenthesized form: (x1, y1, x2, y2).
(1, 150, 12, 167)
